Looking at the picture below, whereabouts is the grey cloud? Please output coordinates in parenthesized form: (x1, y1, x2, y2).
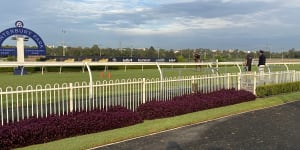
(155, 0, 276, 18)
(94, 0, 278, 31)
(2, 0, 300, 50)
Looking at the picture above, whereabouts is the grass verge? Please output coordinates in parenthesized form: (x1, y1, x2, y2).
(0, 66, 241, 89)
(18, 92, 300, 150)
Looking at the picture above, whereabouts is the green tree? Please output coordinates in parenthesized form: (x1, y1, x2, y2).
(176, 55, 186, 62)
(146, 46, 157, 58)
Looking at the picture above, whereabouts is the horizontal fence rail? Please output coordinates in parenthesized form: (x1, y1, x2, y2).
(1, 70, 300, 126)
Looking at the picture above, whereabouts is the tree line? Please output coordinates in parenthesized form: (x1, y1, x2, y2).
(2, 44, 300, 62)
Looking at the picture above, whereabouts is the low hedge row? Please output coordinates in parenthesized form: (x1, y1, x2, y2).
(0, 106, 143, 150)
(136, 89, 256, 120)
(0, 89, 256, 149)
(256, 81, 300, 97)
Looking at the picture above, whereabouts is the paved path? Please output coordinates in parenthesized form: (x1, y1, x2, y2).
(94, 100, 300, 150)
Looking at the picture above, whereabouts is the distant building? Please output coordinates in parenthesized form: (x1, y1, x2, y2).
(46, 45, 56, 48)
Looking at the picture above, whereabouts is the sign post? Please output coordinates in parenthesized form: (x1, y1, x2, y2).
(16, 36, 25, 63)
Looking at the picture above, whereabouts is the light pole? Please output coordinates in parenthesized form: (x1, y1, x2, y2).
(62, 29, 66, 56)
(99, 44, 102, 57)
(130, 45, 133, 57)
(281, 48, 284, 61)
(157, 47, 160, 58)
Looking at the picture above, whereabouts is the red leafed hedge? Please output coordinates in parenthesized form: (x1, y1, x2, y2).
(0, 89, 256, 149)
(0, 106, 143, 150)
(136, 89, 256, 120)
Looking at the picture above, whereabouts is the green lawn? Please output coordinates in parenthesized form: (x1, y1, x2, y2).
(0, 66, 241, 89)
(0, 66, 240, 110)
(2, 63, 299, 89)
(17, 92, 300, 150)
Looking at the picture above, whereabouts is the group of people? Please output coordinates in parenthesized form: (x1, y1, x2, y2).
(244, 50, 266, 72)
(193, 50, 266, 74)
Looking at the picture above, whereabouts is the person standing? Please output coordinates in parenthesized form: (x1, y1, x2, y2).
(194, 53, 200, 63)
(258, 50, 266, 81)
(194, 52, 201, 70)
(245, 51, 253, 71)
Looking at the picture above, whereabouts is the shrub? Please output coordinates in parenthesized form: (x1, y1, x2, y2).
(256, 81, 300, 97)
(136, 89, 256, 120)
(0, 106, 143, 150)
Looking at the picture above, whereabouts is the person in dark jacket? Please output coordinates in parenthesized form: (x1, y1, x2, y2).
(194, 52, 201, 70)
(258, 50, 266, 67)
(244, 51, 253, 71)
(258, 50, 266, 81)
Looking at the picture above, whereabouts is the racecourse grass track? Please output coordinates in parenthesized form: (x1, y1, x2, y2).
(0, 65, 239, 89)
(1, 63, 299, 89)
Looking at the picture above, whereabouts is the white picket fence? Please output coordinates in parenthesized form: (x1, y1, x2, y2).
(1, 70, 300, 126)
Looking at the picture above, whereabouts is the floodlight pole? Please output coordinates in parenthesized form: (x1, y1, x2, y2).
(62, 29, 66, 56)
(131, 47, 133, 57)
(99, 44, 102, 57)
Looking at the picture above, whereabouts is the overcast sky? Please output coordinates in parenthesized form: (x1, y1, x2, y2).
(1, 0, 300, 51)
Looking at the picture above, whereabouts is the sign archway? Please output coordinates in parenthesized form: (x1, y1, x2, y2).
(0, 21, 46, 57)
(0, 21, 46, 75)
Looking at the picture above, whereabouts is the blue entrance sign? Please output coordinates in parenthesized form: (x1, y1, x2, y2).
(0, 48, 16, 56)
(24, 49, 46, 55)
(0, 24, 46, 56)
